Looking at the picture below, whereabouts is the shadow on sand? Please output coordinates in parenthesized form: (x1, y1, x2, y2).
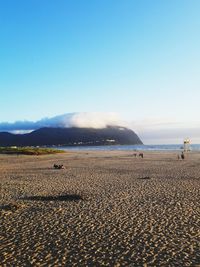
(20, 194, 83, 202)
(0, 203, 21, 212)
(137, 176, 151, 180)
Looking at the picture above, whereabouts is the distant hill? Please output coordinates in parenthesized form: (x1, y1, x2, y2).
(0, 126, 143, 146)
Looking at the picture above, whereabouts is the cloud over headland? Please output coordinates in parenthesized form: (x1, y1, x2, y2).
(0, 113, 124, 132)
(0, 113, 199, 144)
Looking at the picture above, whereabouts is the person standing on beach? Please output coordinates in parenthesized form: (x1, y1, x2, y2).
(181, 152, 185, 160)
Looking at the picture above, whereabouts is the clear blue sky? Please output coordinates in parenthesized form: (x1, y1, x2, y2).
(0, 0, 200, 143)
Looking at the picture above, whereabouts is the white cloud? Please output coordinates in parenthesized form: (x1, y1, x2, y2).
(0, 112, 124, 131)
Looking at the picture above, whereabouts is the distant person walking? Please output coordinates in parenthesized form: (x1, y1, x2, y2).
(181, 152, 185, 160)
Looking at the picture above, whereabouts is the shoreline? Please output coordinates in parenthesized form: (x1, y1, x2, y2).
(51, 143, 200, 152)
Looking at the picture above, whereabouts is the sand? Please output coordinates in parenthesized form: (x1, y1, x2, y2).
(0, 151, 200, 266)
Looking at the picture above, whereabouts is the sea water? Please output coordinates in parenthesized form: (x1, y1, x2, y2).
(55, 144, 200, 151)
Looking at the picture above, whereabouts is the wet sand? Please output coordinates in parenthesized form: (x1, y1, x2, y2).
(0, 151, 200, 266)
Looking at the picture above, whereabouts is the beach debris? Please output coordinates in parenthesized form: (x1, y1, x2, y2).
(53, 164, 65, 169)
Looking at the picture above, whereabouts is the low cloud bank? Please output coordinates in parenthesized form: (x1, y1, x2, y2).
(0, 113, 124, 132)
(139, 128, 200, 144)
(1, 114, 199, 144)
(131, 119, 200, 144)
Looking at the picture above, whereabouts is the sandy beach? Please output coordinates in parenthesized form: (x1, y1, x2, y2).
(0, 151, 200, 266)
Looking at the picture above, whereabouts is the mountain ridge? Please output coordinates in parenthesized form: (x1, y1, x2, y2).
(0, 126, 143, 146)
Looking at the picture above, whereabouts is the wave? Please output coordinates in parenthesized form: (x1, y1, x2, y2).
(52, 144, 200, 151)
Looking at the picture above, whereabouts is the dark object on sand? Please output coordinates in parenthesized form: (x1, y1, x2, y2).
(138, 176, 150, 180)
(53, 164, 65, 169)
(0, 202, 22, 212)
(181, 152, 185, 160)
(133, 153, 137, 157)
(139, 153, 144, 158)
(21, 194, 83, 202)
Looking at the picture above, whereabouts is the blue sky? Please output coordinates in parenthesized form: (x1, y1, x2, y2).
(0, 0, 200, 143)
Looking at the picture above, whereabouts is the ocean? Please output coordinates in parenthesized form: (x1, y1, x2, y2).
(55, 144, 200, 152)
